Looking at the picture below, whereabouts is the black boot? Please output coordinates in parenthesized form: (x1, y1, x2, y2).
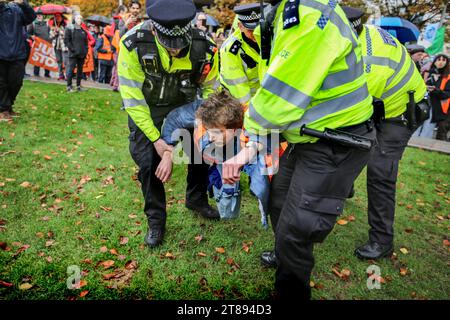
(186, 202, 220, 220)
(261, 250, 278, 268)
(144, 226, 165, 248)
(354, 241, 393, 260)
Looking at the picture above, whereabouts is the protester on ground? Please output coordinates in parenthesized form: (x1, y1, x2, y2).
(0, 0, 36, 122)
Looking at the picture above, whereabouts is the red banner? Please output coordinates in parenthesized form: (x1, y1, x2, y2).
(28, 37, 58, 72)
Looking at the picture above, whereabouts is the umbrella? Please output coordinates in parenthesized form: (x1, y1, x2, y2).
(373, 17, 420, 44)
(34, 4, 68, 15)
(86, 15, 113, 26)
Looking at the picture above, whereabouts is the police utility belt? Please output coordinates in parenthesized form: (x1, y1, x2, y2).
(382, 91, 431, 131)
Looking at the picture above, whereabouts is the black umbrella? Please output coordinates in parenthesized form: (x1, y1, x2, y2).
(86, 15, 112, 26)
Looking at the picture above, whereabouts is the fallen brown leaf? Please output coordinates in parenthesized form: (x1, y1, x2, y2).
(19, 283, 33, 290)
(99, 260, 115, 269)
(0, 280, 13, 287)
(119, 237, 129, 245)
(336, 219, 348, 226)
(79, 290, 89, 297)
(197, 252, 207, 257)
(215, 247, 225, 254)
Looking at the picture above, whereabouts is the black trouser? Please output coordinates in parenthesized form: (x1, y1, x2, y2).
(272, 122, 375, 300)
(128, 115, 209, 230)
(67, 57, 85, 88)
(367, 120, 412, 245)
(54, 49, 65, 78)
(0, 59, 25, 113)
(33, 66, 50, 77)
(92, 58, 99, 81)
(98, 61, 112, 84)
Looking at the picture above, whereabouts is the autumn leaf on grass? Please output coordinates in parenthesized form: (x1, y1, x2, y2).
(100, 246, 108, 253)
(443, 239, 450, 247)
(399, 268, 408, 276)
(20, 181, 32, 188)
(100, 206, 112, 212)
(399, 247, 409, 255)
(215, 247, 225, 254)
(0, 280, 13, 287)
(164, 252, 176, 260)
(12, 244, 30, 257)
(336, 219, 348, 226)
(119, 236, 129, 245)
(128, 214, 137, 219)
(79, 290, 89, 298)
(102, 176, 115, 186)
(98, 260, 115, 270)
(332, 267, 351, 281)
(110, 249, 118, 255)
(194, 235, 203, 243)
(45, 240, 56, 247)
(19, 283, 33, 290)
(44, 155, 52, 161)
(73, 279, 88, 289)
(197, 252, 207, 257)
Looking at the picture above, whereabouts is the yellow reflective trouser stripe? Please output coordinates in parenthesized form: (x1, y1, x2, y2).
(249, 85, 370, 130)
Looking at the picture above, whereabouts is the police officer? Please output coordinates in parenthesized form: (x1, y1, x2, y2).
(220, 3, 262, 104)
(118, 0, 220, 248)
(222, 0, 375, 299)
(342, 7, 427, 260)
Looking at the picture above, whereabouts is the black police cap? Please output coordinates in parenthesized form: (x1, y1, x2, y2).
(146, 0, 196, 49)
(234, 3, 265, 30)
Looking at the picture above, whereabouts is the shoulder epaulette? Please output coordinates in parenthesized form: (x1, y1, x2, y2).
(229, 40, 242, 55)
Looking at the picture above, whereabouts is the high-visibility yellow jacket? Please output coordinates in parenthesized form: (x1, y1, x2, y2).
(244, 0, 373, 144)
(118, 23, 219, 142)
(360, 25, 426, 119)
(220, 28, 260, 104)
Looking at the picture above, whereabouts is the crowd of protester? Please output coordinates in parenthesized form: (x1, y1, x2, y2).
(407, 45, 450, 141)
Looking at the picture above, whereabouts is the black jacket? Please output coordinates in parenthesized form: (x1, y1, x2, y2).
(427, 69, 450, 123)
(64, 25, 88, 59)
(0, 2, 36, 61)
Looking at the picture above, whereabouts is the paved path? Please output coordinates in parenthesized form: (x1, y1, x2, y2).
(25, 76, 112, 91)
(408, 137, 450, 155)
(24, 76, 450, 155)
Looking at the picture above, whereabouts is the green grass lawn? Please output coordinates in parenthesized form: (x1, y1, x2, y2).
(0, 81, 449, 300)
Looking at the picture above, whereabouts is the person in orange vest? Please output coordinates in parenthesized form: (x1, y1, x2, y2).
(95, 25, 115, 84)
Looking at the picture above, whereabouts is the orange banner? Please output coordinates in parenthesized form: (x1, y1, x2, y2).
(28, 37, 58, 72)
(29, 37, 95, 74)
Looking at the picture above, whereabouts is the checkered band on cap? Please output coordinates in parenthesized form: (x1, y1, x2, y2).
(150, 19, 191, 37)
(238, 11, 261, 21)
